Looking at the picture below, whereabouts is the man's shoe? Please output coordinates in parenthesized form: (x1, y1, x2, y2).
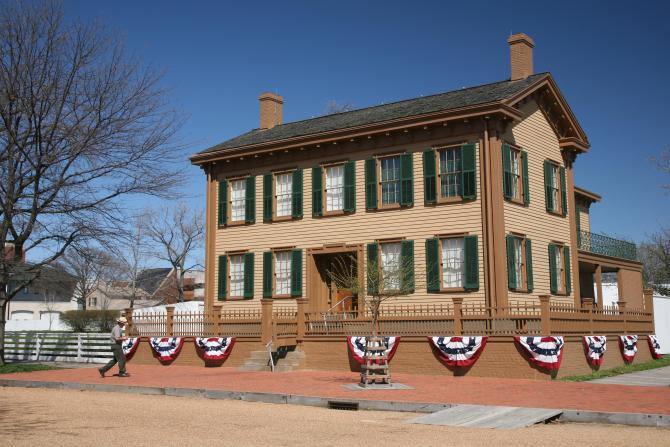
(118, 372, 131, 377)
(98, 369, 105, 378)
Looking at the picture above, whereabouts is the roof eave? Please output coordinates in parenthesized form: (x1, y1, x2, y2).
(189, 102, 521, 165)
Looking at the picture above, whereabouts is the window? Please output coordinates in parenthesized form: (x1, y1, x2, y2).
(275, 173, 292, 218)
(554, 247, 564, 292)
(506, 234, 534, 292)
(325, 165, 344, 212)
(441, 237, 465, 288)
(439, 147, 462, 199)
(549, 243, 571, 295)
(379, 156, 401, 206)
(380, 242, 402, 291)
(274, 251, 292, 296)
(544, 161, 566, 216)
(229, 179, 246, 222)
(502, 144, 529, 205)
(229, 254, 245, 298)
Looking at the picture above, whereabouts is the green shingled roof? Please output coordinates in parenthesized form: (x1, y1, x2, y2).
(198, 73, 547, 155)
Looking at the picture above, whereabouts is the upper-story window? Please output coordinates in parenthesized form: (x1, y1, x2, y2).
(502, 144, 529, 206)
(263, 170, 303, 222)
(439, 147, 462, 198)
(544, 160, 567, 216)
(312, 161, 355, 217)
(506, 234, 534, 292)
(325, 164, 344, 212)
(549, 243, 571, 295)
(423, 144, 476, 205)
(364, 153, 413, 210)
(230, 179, 247, 222)
(218, 176, 255, 227)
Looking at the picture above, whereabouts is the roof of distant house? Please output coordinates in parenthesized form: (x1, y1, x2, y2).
(136, 268, 172, 295)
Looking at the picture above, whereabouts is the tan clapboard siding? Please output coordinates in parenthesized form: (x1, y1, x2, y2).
(503, 100, 573, 304)
(577, 203, 591, 233)
(213, 142, 485, 309)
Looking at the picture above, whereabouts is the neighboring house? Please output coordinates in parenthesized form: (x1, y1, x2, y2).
(189, 34, 644, 318)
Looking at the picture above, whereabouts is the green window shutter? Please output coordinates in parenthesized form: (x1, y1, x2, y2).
(544, 161, 554, 212)
(425, 238, 440, 293)
(292, 169, 303, 218)
(245, 176, 256, 224)
(311, 166, 323, 217)
(521, 150, 530, 206)
(525, 239, 534, 292)
(400, 240, 414, 292)
(548, 244, 557, 294)
(343, 161, 356, 213)
(262, 251, 273, 298)
(461, 144, 477, 200)
(423, 150, 437, 205)
(464, 235, 479, 291)
(291, 249, 302, 297)
(560, 166, 567, 217)
(218, 180, 227, 226)
(263, 174, 273, 222)
(506, 235, 517, 290)
(400, 153, 414, 206)
(367, 242, 379, 295)
(243, 253, 254, 299)
(564, 246, 572, 295)
(364, 158, 377, 210)
(502, 144, 513, 199)
(217, 255, 227, 301)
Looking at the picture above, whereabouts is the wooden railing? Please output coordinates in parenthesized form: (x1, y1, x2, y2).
(124, 290, 656, 343)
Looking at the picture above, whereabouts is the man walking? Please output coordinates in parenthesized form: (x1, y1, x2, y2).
(99, 316, 130, 378)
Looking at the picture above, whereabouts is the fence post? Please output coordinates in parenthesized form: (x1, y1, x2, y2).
(539, 295, 551, 336)
(296, 298, 306, 342)
(166, 307, 175, 337)
(217, 305, 224, 336)
(124, 308, 134, 336)
(452, 297, 463, 336)
(261, 299, 274, 345)
(76, 334, 83, 361)
(34, 334, 41, 361)
(617, 300, 627, 334)
(581, 298, 594, 334)
(643, 288, 654, 314)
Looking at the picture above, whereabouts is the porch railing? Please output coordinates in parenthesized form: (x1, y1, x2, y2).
(578, 230, 637, 261)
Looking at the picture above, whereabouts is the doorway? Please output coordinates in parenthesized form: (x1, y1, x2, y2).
(306, 244, 364, 313)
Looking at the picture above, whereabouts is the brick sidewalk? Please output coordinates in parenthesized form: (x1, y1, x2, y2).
(3, 365, 670, 415)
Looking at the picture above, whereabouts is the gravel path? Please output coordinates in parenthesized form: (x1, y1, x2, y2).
(0, 387, 667, 447)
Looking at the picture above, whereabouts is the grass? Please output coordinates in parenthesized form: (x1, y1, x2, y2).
(0, 363, 62, 374)
(561, 356, 670, 382)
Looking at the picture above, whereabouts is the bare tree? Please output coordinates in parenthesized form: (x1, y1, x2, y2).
(652, 148, 670, 190)
(324, 100, 354, 115)
(0, 2, 184, 364)
(146, 204, 204, 303)
(638, 227, 670, 296)
(59, 246, 115, 310)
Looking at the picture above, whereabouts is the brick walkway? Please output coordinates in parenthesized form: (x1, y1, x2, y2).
(3, 365, 670, 415)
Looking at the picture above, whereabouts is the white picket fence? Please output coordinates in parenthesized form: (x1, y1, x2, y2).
(4, 332, 114, 363)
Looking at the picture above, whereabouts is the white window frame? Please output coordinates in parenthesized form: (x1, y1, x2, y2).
(440, 237, 465, 289)
(228, 254, 245, 298)
(274, 172, 293, 218)
(229, 179, 246, 222)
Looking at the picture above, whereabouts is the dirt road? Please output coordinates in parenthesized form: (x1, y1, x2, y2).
(0, 387, 667, 446)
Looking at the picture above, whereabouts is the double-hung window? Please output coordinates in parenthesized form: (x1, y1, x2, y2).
(380, 242, 402, 291)
(509, 149, 521, 200)
(275, 172, 293, 218)
(274, 251, 292, 296)
(325, 164, 344, 212)
(230, 179, 247, 222)
(439, 147, 462, 199)
(548, 243, 571, 295)
(262, 249, 302, 298)
(544, 161, 567, 216)
(502, 144, 529, 205)
(379, 156, 401, 206)
(441, 237, 465, 289)
(506, 234, 534, 292)
(228, 254, 245, 298)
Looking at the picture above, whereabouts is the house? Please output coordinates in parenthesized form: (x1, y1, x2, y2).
(127, 33, 656, 378)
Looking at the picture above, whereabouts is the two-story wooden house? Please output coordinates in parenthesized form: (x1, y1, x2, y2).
(131, 33, 655, 378)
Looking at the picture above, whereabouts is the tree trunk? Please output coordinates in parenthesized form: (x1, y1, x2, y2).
(176, 268, 184, 303)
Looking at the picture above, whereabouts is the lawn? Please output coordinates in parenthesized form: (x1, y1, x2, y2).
(0, 363, 62, 374)
(561, 356, 670, 382)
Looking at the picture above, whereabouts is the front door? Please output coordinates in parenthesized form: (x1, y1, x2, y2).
(307, 248, 361, 313)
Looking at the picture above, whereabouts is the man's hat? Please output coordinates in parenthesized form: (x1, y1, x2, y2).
(117, 317, 128, 324)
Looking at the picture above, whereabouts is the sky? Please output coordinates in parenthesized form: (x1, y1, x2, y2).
(64, 0, 670, 244)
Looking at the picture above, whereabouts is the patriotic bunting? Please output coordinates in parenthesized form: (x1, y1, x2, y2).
(618, 335, 638, 363)
(347, 336, 400, 365)
(149, 337, 184, 362)
(583, 336, 607, 367)
(648, 335, 663, 359)
(121, 337, 140, 359)
(429, 336, 487, 367)
(515, 336, 564, 371)
(195, 337, 236, 361)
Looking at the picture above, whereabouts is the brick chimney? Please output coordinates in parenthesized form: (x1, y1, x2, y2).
(258, 92, 283, 130)
(507, 33, 534, 81)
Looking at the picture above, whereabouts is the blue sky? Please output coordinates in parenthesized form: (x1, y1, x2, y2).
(66, 0, 670, 243)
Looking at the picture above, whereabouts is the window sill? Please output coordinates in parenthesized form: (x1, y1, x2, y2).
(438, 287, 467, 293)
(272, 294, 295, 299)
(227, 220, 247, 227)
(505, 197, 527, 207)
(509, 287, 531, 294)
(272, 215, 294, 222)
(547, 209, 565, 218)
(370, 204, 412, 212)
(322, 209, 347, 217)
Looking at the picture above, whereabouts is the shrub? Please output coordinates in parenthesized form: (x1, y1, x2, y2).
(61, 310, 120, 332)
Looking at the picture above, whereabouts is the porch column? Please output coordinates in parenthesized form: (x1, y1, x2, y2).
(563, 149, 581, 306)
(204, 165, 217, 312)
(595, 264, 603, 307)
(616, 269, 625, 306)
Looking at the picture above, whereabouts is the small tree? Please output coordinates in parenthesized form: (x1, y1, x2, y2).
(60, 246, 115, 310)
(639, 227, 670, 296)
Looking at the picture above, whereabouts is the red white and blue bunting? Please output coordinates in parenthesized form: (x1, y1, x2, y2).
(583, 336, 607, 367)
(618, 335, 638, 362)
(121, 337, 140, 359)
(428, 336, 487, 367)
(515, 336, 565, 371)
(648, 335, 663, 359)
(194, 337, 236, 361)
(149, 337, 184, 362)
(347, 336, 400, 364)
